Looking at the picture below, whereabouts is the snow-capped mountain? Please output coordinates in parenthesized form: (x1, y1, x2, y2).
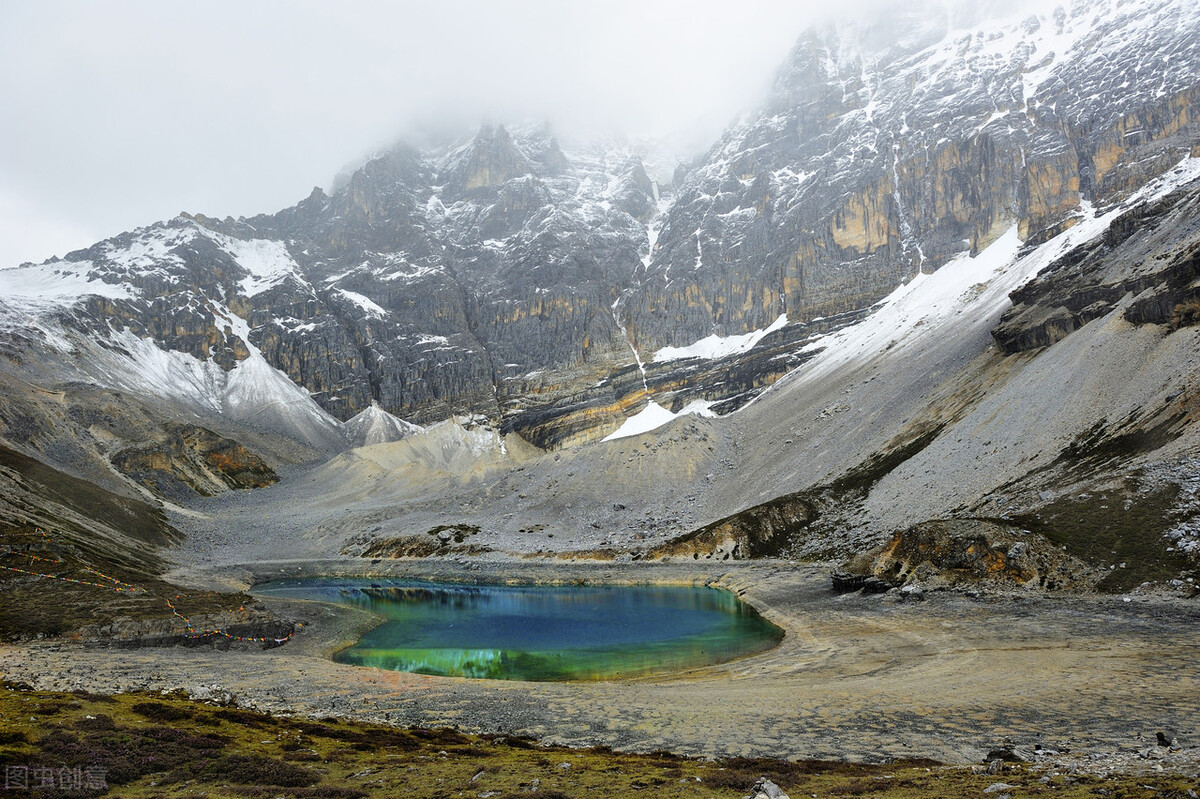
(1, 0, 1199, 571)
(6, 0, 1197, 457)
(627, 0, 1200, 351)
(1, 124, 667, 449)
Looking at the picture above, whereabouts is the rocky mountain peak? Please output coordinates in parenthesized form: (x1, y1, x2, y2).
(1, 0, 1198, 457)
(440, 124, 540, 194)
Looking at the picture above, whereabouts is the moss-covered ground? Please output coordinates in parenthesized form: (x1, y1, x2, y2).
(1012, 482, 1198, 592)
(1, 686, 1197, 798)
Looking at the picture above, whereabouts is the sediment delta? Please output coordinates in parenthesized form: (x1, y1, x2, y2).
(3, 558, 1198, 768)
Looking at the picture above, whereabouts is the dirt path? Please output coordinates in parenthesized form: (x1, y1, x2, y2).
(3, 560, 1197, 764)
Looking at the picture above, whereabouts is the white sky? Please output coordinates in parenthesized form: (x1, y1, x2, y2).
(0, 0, 881, 266)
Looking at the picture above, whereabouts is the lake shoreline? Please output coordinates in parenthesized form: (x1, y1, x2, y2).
(2, 558, 1199, 769)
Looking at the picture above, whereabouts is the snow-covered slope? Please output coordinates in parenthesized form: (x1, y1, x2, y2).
(778, 155, 1200, 391)
(626, 0, 1200, 352)
(0, 219, 343, 449)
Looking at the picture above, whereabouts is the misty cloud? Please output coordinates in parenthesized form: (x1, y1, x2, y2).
(1, 0, 938, 265)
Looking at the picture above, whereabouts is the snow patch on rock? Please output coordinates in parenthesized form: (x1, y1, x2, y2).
(653, 314, 788, 363)
(602, 399, 717, 442)
(334, 288, 388, 317)
(0, 260, 138, 305)
(216, 235, 305, 298)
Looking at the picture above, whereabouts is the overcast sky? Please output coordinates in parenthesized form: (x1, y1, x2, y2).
(0, 1, 879, 266)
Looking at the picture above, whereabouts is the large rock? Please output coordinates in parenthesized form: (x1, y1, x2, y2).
(838, 519, 1099, 591)
(110, 424, 278, 500)
(744, 777, 790, 799)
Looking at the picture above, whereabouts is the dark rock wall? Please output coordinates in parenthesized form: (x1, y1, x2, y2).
(995, 183, 1200, 353)
(5, 2, 1199, 450)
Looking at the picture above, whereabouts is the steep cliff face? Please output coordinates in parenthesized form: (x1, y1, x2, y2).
(221, 126, 660, 431)
(995, 172, 1200, 353)
(1, 0, 1198, 456)
(623, 0, 1200, 358)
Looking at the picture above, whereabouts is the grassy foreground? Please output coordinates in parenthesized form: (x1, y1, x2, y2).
(1, 686, 1197, 798)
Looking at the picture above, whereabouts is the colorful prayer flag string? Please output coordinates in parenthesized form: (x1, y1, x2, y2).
(165, 597, 293, 644)
(0, 535, 144, 593)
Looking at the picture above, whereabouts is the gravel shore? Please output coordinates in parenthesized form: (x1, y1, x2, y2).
(3, 558, 1198, 770)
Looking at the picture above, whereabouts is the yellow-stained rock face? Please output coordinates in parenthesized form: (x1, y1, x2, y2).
(830, 181, 896, 253)
(110, 424, 278, 499)
(464, 166, 499, 192)
(1092, 87, 1198, 205)
(1019, 156, 1081, 243)
(1091, 138, 1127, 189)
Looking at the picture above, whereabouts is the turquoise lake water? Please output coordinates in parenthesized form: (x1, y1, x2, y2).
(255, 578, 783, 681)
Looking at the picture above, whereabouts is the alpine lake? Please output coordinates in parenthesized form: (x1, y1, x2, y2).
(254, 577, 784, 681)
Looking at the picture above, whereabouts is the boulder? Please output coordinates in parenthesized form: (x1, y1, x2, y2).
(835, 519, 1099, 591)
(744, 777, 789, 799)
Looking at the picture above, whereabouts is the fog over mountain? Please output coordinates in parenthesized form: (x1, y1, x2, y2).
(0, 0, 906, 267)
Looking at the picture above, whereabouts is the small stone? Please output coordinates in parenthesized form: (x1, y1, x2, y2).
(984, 783, 1016, 794)
(744, 777, 789, 799)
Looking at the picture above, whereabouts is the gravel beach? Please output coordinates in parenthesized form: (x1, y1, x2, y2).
(3, 558, 1198, 768)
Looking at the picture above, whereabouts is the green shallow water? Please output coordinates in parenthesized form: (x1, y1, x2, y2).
(254, 577, 784, 681)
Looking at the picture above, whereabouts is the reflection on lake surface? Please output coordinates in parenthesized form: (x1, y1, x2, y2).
(255, 578, 784, 681)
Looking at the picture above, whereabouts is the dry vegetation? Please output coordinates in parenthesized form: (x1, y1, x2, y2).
(2, 686, 1197, 798)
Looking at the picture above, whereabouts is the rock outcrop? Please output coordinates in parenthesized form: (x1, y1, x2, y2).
(837, 519, 1099, 592)
(111, 424, 278, 500)
(744, 777, 790, 799)
(649, 492, 815, 561)
(995, 179, 1200, 353)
